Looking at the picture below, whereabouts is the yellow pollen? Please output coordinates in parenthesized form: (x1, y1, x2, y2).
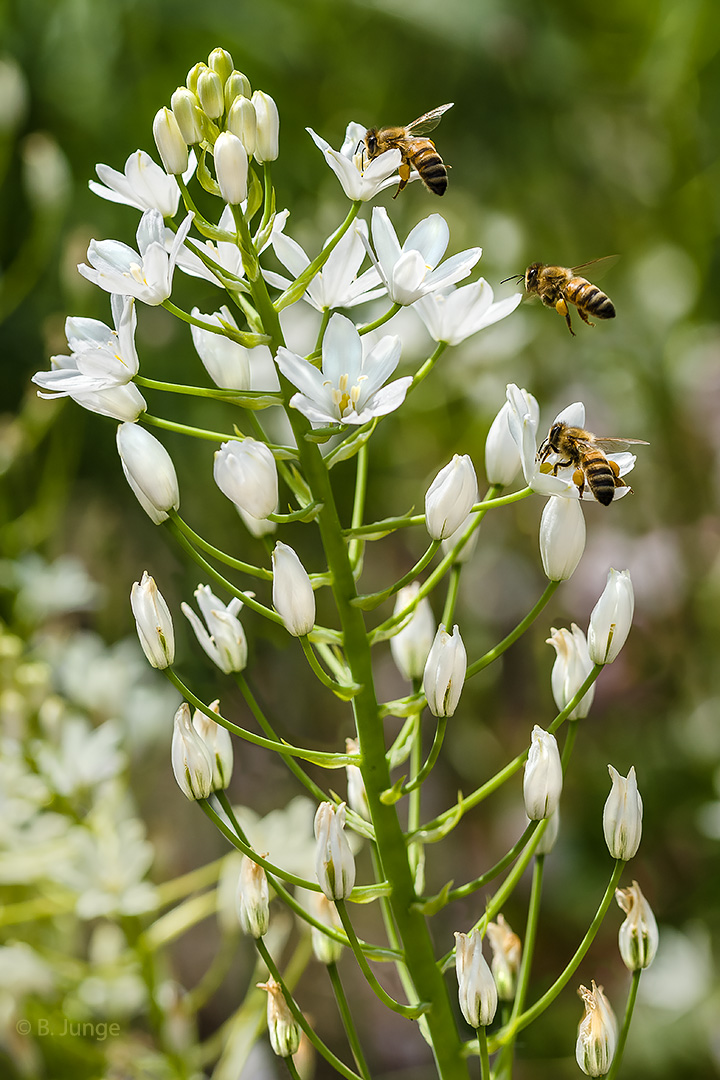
(129, 262, 147, 285)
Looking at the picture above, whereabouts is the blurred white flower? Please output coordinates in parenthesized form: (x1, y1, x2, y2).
(232, 796, 318, 880)
(390, 584, 436, 682)
(307, 121, 405, 201)
(9, 554, 101, 622)
(266, 220, 384, 311)
(31, 717, 124, 797)
(414, 279, 522, 345)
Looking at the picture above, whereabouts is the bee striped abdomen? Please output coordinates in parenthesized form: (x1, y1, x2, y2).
(566, 277, 616, 319)
(584, 454, 616, 505)
(413, 144, 447, 194)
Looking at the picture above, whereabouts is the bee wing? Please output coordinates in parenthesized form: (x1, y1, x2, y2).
(406, 103, 454, 135)
(569, 255, 620, 279)
(593, 436, 650, 452)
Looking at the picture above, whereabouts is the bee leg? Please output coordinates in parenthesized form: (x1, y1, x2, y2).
(393, 162, 411, 199)
(555, 298, 575, 337)
(577, 307, 596, 328)
(550, 458, 573, 475)
(572, 468, 586, 497)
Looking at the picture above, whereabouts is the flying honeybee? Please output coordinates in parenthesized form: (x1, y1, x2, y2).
(502, 260, 617, 336)
(363, 103, 453, 198)
(538, 421, 648, 506)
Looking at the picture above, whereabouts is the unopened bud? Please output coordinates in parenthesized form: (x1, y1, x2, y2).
(272, 542, 316, 637)
(236, 854, 270, 938)
(534, 806, 560, 855)
(225, 70, 252, 109)
(214, 130, 248, 205)
(193, 701, 233, 790)
(455, 929, 498, 1028)
(227, 95, 257, 157)
(314, 802, 355, 900)
(171, 87, 203, 145)
(117, 423, 179, 524)
(197, 68, 224, 119)
(186, 62, 206, 95)
(425, 454, 478, 540)
(587, 568, 634, 665)
(251, 90, 279, 163)
(309, 892, 344, 965)
(153, 107, 188, 175)
(539, 496, 586, 581)
(576, 981, 617, 1077)
(485, 393, 537, 486)
(171, 703, 214, 801)
(615, 880, 658, 971)
(603, 765, 643, 860)
(257, 978, 301, 1058)
(423, 624, 467, 718)
(523, 726, 563, 821)
(213, 437, 278, 520)
(130, 571, 174, 669)
(390, 583, 435, 682)
(208, 47, 234, 85)
(441, 509, 480, 564)
(546, 624, 595, 719)
(345, 738, 369, 820)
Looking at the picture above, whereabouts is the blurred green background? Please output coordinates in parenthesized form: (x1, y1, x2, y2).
(1, 0, 719, 1077)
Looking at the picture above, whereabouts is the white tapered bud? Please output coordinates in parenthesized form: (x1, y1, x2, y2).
(117, 423, 180, 524)
(314, 802, 355, 900)
(130, 571, 174, 669)
(485, 393, 537, 486)
(603, 765, 643, 860)
(170, 87, 203, 145)
(257, 978, 300, 1058)
(213, 438, 278, 520)
(523, 726, 563, 820)
(193, 701, 233, 790)
(534, 806, 560, 854)
(576, 981, 617, 1077)
(587, 568, 634, 664)
(208, 47, 234, 85)
(197, 68, 224, 119)
(390, 584, 435, 682)
(272, 542, 315, 637)
(225, 70, 252, 108)
(309, 892, 344, 965)
(546, 624, 595, 719)
(252, 91, 279, 162)
(539, 496, 586, 581)
(615, 880, 658, 971)
(345, 738, 369, 820)
(425, 454, 478, 540)
(214, 131, 248, 205)
(152, 107, 188, 175)
(227, 95, 256, 157)
(171, 703, 214, 800)
(486, 915, 522, 1001)
(455, 930, 498, 1028)
(236, 854, 270, 938)
(423, 624, 467, 718)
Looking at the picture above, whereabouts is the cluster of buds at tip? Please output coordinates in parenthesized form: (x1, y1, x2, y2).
(117, 423, 180, 525)
(192, 701, 233, 790)
(272, 541, 316, 637)
(314, 802, 355, 900)
(615, 880, 659, 970)
(523, 726, 563, 821)
(546, 623, 595, 719)
(587, 568, 634, 664)
(236, 854, 270, 939)
(486, 915, 522, 1001)
(309, 892, 345, 965)
(390, 583, 435, 683)
(130, 571, 174, 668)
(604, 764, 643, 860)
(423, 624, 467, 717)
(576, 981, 617, 1077)
(171, 703, 214, 801)
(425, 454, 478, 540)
(454, 929, 498, 1028)
(257, 978, 300, 1058)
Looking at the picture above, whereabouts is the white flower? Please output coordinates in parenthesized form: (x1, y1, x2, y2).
(213, 438, 279, 520)
(603, 764, 643, 860)
(116, 422, 180, 524)
(174, 202, 288, 284)
(266, 221, 384, 311)
(576, 981, 617, 1077)
(587, 568, 635, 664)
(37, 374, 146, 422)
(236, 855, 270, 938)
(314, 801, 356, 899)
(89, 149, 188, 218)
(307, 121, 405, 201)
(414, 279, 522, 345)
(539, 496, 586, 580)
(425, 454, 478, 540)
(257, 978, 300, 1058)
(546, 624, 595, 719)
(181, 584, 248, 674)
(423, 624, 467, 718)
(193, 702, 234, 790)
(214, 131, 248, 205)
(78, 208, 193, 305)
(390, 584, 436, 682)
(523, 726, 563, 820)
(364, 207, 481, 306)
(276, 312, 410, 428)
(486, 915, 522, 1001)
(191, 305, 269, 389)
(485, 395, 538, 487)
(272, 541, 315, 637)
(227, 95, 256, 156)
(152, 107, 188, 175)
(615, 880, 659, 971)
(171, 702, 214, 801)
(455, 930, 498, 1028)
(130, 571, 174, 669)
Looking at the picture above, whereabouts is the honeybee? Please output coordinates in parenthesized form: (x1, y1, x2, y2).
(538, 421, 648, 505)
(502, 260, 616, 336)
(363, 103, 453, 198)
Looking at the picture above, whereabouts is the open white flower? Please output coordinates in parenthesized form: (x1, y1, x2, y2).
(173, 203, 288, 285)
(265, 220, 384, 311)
(78, 208, 193, 305)
(414, 278, 522, 345)
(364, 207, 481, 306)
(34, 295, 139, 401)
(181, 584, 248, 674)
(307, 121, 406, 202)
(276, 312, 410, 427)
(36, 373, 146, 421)
(89, 149, 195, 218)
(506, 387, 637, 500)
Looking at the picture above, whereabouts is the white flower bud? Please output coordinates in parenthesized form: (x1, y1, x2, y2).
(181, 584, 248, 674)
(170, 87, 203, 145)
(539, 496, 586, 581)
(523, 726, 563, 821)
(423, 624, 467, 718)
(171, 702, 214, 800)
(603, 765, 643, 860)
(214, 131, 248, 205)
(455, 930, 498, 1028)
(238, 504, 277, 538)
(186, 62, 206, 95)
(309, 892, 344, 965)
(213, 438, 278, 520)
(257, 978, 300, 1058)
(486, 915, 522, 1001)
(390, 583, 435, 682)
(534, 806, 560, 855)
(130, 571, 175, 669)
(576, 981, 617, 1077)
(117, 423, 180, 524)
(252, 90, 279, 163)
(152, 106, 188, 175)
(615, 880, 658, 971)
(227, 95, 257, 157)
(190, 306, 254, 391)
(314, 802, 355, 900)
(193, 701, 234, 790)
(441, 509, 480, 564)
(197, 68, 224, 119)
(225, 70, 252, 108)
(425, 454, 478, 540)
(236, 854, 270, 938)
(546, 624, 595, 719)
(272, 542, 315, 637)
(485, 394, 537, 486)
(345, 738, 369, 820)
(208, 47, 234, 85)
(587, 568, 634, 665)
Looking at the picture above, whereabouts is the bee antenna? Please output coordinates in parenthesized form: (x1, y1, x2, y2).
(500, 273, 523, 285)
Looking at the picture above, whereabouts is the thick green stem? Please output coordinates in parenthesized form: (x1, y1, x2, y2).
(606, 969, 641, 1080)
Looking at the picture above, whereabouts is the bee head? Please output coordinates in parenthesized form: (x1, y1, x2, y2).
(364, 129, 378, 156)
(525, 263, 542, 291)
(548, 421, 565, 449)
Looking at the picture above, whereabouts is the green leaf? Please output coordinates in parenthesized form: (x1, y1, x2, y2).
(410, 879, 455, 916)
(197, 148, 222, 197)
(379, 776, 407, 805)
